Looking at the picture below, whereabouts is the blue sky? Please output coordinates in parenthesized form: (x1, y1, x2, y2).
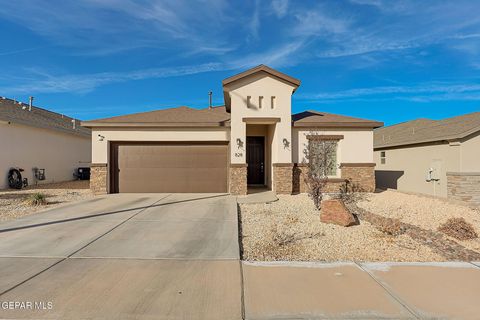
(0, 0, 479, 125)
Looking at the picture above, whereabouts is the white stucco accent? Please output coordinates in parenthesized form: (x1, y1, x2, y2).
(224, 73, 295, 164)
(0, 122, 91, 189)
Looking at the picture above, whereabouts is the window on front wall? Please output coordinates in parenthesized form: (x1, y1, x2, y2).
(308, 139, 338, 177)
(380, 151, 386, 164)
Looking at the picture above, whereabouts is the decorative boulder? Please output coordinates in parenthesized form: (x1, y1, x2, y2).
(320, 199, 356, 227)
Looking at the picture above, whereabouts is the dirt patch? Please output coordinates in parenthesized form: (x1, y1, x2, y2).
(0, 180, 93, 221)
(239, 194, 444, 262)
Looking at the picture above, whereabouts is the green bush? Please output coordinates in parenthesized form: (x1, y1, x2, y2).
(25, 193, 48, 206)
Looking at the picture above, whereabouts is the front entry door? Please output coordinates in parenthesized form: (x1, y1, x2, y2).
(246, 137, 265, 185)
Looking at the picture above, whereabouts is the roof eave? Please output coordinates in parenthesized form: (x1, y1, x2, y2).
(293, 121, 383, 129)
(81, 121, 231, 128)
(222, 65, 301, 89)
(374, 126, 480, 149)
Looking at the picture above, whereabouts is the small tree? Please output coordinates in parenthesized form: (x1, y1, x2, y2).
(303, 134, 338, 210)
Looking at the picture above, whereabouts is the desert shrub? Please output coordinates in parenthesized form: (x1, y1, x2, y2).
(303, 133, 338, 210)
(339, 179, 366, 203)
(25, 193, 48, 206)
(376, 218, 406, 236)
(438, 218, 478, 241)
(305, 174, 327, 210)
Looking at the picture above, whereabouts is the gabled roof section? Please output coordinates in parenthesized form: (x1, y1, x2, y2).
(82, 106, 231, 128)
(0, 97, 90, 138)
(292, 110, 383, 128)
(374, 112, 480, 149)
(222, 64, 301, 89)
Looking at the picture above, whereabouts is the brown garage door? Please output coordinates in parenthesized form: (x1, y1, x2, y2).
(112, 142, 228, 193)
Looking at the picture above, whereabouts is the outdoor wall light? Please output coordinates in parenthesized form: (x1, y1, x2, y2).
(236, 138, 244, 149)
(98, 134, 105, 141)
(283, 138, 290, 149)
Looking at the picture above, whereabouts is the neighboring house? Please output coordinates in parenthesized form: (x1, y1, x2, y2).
(0, 97, 92, 189)
(374, 112, 480, 206)
(82, 65, 382, 195)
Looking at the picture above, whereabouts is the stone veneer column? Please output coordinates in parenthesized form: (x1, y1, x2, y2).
(340, 163, 376, 192)
(447, 172, 480, 206)
(229, 164, 247, 195)
(273, 163, 293, 194)
(90, 163, 108, 195)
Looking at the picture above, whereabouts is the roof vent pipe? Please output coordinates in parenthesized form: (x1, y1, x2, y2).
(71, 119, 76, 129)
(29, 96, 34, 111)
(208, 91, 212, 109)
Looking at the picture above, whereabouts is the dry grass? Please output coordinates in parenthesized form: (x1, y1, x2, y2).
(439, 218, 478, 241)
(24, 193, 48, 206)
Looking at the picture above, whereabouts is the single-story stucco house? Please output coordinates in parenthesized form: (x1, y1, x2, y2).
(374, 112, 480, 206)
(82, 65, 383, 195)
(0, 97, 92, 189)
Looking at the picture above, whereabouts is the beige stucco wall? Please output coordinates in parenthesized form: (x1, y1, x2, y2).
(374, 142, 461, 197)
(91, 127, 229, 163)
(0, 122, 91, 189)
(292, 128, 374, 177)
(224, 72, 295, 165)
(459, 131, 480, 172)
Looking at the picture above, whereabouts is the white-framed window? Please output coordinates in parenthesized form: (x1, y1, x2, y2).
(380, 151, 386, 164)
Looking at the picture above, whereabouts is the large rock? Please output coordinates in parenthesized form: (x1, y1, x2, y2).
(320, 199, 356, 227)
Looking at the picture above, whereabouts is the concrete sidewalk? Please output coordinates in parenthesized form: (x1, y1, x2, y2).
(0, 194, 479, 319)
(243, 261, 480, 320)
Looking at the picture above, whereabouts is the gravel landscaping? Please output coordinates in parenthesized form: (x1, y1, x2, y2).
(0, 180, 93, 221)
(239, 192, 480, 262)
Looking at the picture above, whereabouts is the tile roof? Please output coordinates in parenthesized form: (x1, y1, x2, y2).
(292, 110, 383, 128)
(0, 97, 90, 138)
(374, 112, 480, 148)
(82, 106, 231, 127)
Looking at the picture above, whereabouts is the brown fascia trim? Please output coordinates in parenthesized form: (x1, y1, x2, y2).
(293, 121, 383, 128)
(307, 134, 344, 141)
(230, 163, 248, 168)
(340, 163, 376, 168)
(91, 163, 107, 167)
(222, 65, 301, 89)
(242, 117, 281, 123)
(374, 139, 448, 150)
(81, 122, 230, 128)
(272, 163, 294, 167)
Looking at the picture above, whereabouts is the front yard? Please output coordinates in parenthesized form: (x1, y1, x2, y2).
(0, 180, 93, 221)
(239, 191, 480, 261)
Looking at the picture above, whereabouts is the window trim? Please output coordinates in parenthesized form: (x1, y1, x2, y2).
(380, 151, 386, 164)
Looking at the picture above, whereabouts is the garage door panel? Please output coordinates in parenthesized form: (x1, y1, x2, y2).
(115, 143, 228, 193)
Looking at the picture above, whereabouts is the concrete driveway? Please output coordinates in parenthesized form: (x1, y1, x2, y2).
(0, 193, 242, 319)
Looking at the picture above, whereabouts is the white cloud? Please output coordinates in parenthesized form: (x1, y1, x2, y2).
(0, 63, 226, 94)
(271, 0, 289, 18)
(299, 83, 480, 102)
